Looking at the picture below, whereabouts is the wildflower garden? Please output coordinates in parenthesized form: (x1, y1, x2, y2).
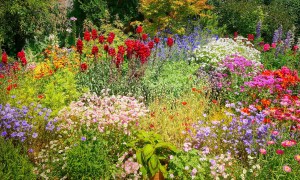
(1, 0, 300, 179)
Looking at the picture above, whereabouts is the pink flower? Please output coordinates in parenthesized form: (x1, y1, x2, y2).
(294, 154, 300, 162)
(271, 43, 276, 48)
(281, 140, 297, 147)
(276, 149, 284, 155)
(272, 131, 279, 136)
(293, 45, 299, 51)
(259, 148, 267, 155)
(263, 44, 270, 51)
(267, 141, 275, 145)
(283, 165, 291, 173)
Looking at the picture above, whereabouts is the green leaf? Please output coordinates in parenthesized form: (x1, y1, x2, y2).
(136, 150, 143, 165)
(142, 144, 155, 161)
(154, 142, 179, 153)
(148, 155, 159, 177)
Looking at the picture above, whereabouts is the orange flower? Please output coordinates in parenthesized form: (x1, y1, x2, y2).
(263, 118, 271, 124)
(241, 108, 250, 115)
(149, 124, 154, 129)
(256, 105, 262, 111)
(182, 102, 187, 105)
(192, 87, 197, 92)
(212, 100, 217, 104)
(261, 99, 271, 107)
(38, 94, 45, 99)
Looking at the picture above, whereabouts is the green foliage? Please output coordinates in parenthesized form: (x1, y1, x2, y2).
(260, 49, 300, 71)
(0, 0, 58, 54)
(167, 150, 210, 180)
(127, 130, 178, 178)
(105, 0, 140, 23)
(257, 134, 300, 179)
(0, 137, 36, 180)
(142, 60, 200, 102)
(213, 0, 263, 36)
(139, 0, 212, 35)
(5, 68, 81, 116)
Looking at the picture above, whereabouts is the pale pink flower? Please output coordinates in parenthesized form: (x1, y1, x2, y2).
(283, 165, 291, 172)
(259, 148, 267, 155)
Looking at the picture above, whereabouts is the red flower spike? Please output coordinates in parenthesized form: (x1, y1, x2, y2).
(2, 51, 8, 64)
(118, 45, 125, 55)
(136, 26, 143, 34)
(91, 29, 98, 40)
(167, 37, 174, 47)
(148, 41, 154, 49)
(142, 33, 148, 41)
(107, 32, 115, 44)
(248, 34, 254, 41)
(108, 47, 116, 57)
(76, 39, 83, 54)
(84, 30, 91, 41)
(104, 45, 109, 52)
(80, 63, 88, 71)
(98, 35, 105, 44)
(17, 50, 25, 59)
(21, 57, 27, 66)
(92, 45, 99, 55)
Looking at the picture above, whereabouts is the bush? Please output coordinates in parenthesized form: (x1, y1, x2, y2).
(0, 0, 59, 54)
(0, 137, 36, 180)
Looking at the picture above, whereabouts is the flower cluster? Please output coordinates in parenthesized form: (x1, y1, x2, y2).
(191, 38, 261, 67)
(57, 90, 149, 132)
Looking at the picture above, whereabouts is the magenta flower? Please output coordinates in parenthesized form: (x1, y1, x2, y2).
(263, 44, 270, 51)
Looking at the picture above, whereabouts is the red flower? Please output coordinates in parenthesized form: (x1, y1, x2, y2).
(76, 38, 83, 54)
(104, 44, 109, 52)
(98, 35, 105, 44)
(17, 50, 25, 59)
(263, 118, 271, 124)
(2, 51, 8, 64)
(12, 62, 20, 71)
(192, 87, 197, 92)
(84, 30, 91, 41)
(276, 149, 284, 155)
(149, 124, 154, 129)
(293, 45, 299, 51)
(125, 39, 135, 59)
(0, 74, 4, 79)
(20, 57, 27, 66)
(91, 29, 98, 40)
(234, 31, 238, 38)
(248, 34, 254, 41)
(118, 45, 125, 55)
(107, 32, 115, 44)
(136, 26, 143, 34)
(182, 101, 187, 105)
(38, 94, 45, 99)
(154, 37, 160, 44)
(212, 100, 218, 104)
(142, 33, 148, 41)
(167, 37, 174, 47)
(115, 53, 124, 68)
(136, 41, 150, 64)
(108, 47, 116, 57)
(80, 63, 88, 71)
(148, 41, 154, 49)
(92, 45, 99, 55)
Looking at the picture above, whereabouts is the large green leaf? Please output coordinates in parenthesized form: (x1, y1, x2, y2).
(142, 144, 155, 161)
(148, 155, 159, 177)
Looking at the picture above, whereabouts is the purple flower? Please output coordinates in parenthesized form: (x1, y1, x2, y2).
(32, 133, 38, 138)
(81, 136, 87, 141)
(1, 131, 7, 136)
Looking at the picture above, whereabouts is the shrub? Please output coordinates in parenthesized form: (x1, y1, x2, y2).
(0, 0, 59, 54)
(139, 0, 212, 35)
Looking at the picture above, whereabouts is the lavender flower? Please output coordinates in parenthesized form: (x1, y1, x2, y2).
(273, 30, 279, 43)
(256, 21, 262, 39)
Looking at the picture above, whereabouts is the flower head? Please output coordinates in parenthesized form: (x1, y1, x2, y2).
(259, 148, 267, 155)
(167, 37, 174, 47)
(76, 38, 83, 54)
(276, 149, 284, 155)
(91, 29, 98, 40)
(263, 44, 270, 52)
(80, 63, 88, 71)
(136, 26, 143, 34)
(2, 51, 8, 64)
(84, 30, 91, 41)
(283, 165, 291, 172)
